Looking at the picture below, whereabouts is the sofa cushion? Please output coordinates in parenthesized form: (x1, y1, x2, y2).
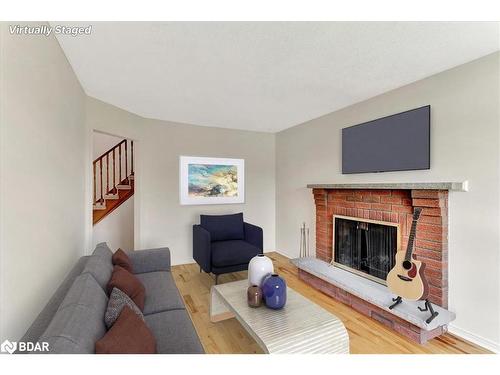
(211, 240, 261, 268)
(112, 248, 133, 273)
(39, 273, 108, 354)
(144, 309, 204, 354)
(107, 266, 146, 311)
(200, 213, 244, 241)
(92, 242, 113, 261)
(96, 306, 156, 354)
(135, 271, 185, 315)
(82, 243, 114, 290)
(105, 287, 144, 329)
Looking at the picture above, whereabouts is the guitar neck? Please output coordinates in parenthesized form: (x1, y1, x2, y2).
(405, 218, 418, 261)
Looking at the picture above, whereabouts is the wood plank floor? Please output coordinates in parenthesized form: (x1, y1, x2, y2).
(171, 252, 490, 354)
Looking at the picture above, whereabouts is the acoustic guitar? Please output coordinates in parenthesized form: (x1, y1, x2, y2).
(386, 207, 429, 301)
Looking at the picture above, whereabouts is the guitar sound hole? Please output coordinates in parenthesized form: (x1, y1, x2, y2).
(402, 260, 413, 270)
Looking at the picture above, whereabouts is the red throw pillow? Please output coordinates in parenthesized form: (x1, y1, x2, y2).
(107, 265, 145, 311)
(95, 306, 156, 354)
(112, 248, 133, 273)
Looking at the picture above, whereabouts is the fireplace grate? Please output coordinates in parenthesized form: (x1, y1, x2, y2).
(333, 216, 398, 284)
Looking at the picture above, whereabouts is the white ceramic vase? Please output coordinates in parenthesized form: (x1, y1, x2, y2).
(248, 254, 274, 287)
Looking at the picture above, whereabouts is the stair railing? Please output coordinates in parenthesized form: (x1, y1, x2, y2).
(93, 139, 134, 205)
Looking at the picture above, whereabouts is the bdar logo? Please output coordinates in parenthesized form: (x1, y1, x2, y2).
(1, 339, 17, 354)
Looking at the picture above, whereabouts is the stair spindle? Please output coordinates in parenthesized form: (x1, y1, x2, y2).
(125, 140, 128, 181)
(93, 162, 96, 204)
(106, 153, 109, 194)
(100, 158, 103, 203)
(131, 140, 134, 176)
(113, 148, 116, 193)
(119, 143, 122, 183)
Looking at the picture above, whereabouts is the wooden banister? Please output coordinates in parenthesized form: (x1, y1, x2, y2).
(92, 139, 133, 205)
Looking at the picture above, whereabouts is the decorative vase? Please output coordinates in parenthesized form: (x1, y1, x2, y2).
(247, 285, 263, 308)
(262, 274, 287, 310)
(248, 254, 274, 287)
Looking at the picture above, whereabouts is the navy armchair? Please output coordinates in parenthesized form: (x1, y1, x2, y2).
(193, 213, 263, 284)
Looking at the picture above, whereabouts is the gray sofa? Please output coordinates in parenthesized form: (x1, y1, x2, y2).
(19, 243, 204, 354)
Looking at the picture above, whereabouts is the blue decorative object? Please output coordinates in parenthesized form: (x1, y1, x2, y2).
(262, 274, 287, 309)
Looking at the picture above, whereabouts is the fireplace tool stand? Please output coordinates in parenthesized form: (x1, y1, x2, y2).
(389, 296, 439, 324)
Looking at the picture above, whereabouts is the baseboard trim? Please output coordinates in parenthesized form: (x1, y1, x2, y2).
(447, 324, 499, 353)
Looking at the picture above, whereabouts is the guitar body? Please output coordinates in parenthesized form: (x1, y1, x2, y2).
(386, 251, 428, 301)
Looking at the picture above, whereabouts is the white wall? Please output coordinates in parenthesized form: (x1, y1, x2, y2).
(0, 23, 86, 341)
(93, 131, 123, 159)
(276, 52, 500, 351)
(86, 97, 276, 265)
(93, 197, 134, 252)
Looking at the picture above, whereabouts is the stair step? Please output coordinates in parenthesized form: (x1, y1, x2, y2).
(117, 184, 131, 190)
(93, 203, 106, 210)
(103, 193, 119, 200)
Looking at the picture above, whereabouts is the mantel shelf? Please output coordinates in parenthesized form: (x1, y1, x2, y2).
(307, 181, 468, 192)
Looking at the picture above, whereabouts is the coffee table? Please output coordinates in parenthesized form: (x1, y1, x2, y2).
(210, 279, 349, 353)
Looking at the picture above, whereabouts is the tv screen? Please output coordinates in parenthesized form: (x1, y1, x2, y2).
(342, 105, 430, 174)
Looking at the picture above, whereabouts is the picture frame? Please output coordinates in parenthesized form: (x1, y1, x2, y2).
(179, 156, 245, 205)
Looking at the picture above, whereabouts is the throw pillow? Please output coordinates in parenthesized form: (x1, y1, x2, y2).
(95, 306, 156, 354)
(105, 287, 144, 329)
(107, 265, 146, 311)
(112, 248, 133, 273)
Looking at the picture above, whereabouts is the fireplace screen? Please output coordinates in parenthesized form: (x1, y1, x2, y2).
(333, 216, 398, 283)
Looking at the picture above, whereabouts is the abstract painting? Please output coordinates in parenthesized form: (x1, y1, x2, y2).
(179, 156, 245, 205)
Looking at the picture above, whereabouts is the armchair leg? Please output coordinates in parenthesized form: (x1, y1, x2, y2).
(199, 266, 202, 273)
(215, 274, 219, 285)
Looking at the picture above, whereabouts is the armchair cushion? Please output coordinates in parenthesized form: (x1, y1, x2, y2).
(200, 213, 244, 241)
(211, 240, 261, 268)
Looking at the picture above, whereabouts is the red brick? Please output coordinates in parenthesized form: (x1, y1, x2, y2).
(414, 248, 443, 260)
(391, 190, 411, 197)
(363, 195, 380, 203)
(371, 311, 394, 329)
(346, 194, 363, 202)
(354, 202, 371, 209)
(411, 190, 446, 199)
(330, 199, 355, 208)
(415, 239, 443, 251)
(416, 230, 442, 242)
(382, 212, 392, 222)
(402, 198, 413, 206)
(371, 203, 392, 211)
(390, 212, 399, 223)
(381, 196, 402, 204)
(392, 205, 413, 214)
(412, 198, 442, 208)
(369, 189, 392, 196)
(417, 223, 443, 234)
(419, 215, 445, 225)
(393, 323, 423, 343)
(421, 207, 444, 217)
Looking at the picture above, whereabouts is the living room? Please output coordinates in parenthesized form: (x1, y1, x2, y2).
(1, 1, 499, 373)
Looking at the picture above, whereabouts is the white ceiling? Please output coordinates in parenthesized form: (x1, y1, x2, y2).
(55, 22, 499, 133)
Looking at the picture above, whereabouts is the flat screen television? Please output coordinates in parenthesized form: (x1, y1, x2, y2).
(342, 105, 430, 174)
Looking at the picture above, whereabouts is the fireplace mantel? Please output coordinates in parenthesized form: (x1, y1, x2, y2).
(307, 181, 468, 191)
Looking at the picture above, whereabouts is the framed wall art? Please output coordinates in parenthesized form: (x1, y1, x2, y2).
(179, 156, 245, 205)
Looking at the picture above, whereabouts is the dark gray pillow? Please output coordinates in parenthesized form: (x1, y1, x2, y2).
(105, 287, 144, 329)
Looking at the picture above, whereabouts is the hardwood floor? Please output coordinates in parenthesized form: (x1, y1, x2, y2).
(171, 252, 491, 354)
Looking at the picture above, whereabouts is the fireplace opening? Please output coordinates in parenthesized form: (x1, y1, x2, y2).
(333, 215, 399, 284)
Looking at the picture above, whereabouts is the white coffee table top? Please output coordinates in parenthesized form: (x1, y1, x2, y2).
(210, 279, 349, 354)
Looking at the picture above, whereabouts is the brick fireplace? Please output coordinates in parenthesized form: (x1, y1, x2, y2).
(297, 185, 452, 343)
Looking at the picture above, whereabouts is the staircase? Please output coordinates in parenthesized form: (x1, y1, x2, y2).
(93, 139, 134, 225)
